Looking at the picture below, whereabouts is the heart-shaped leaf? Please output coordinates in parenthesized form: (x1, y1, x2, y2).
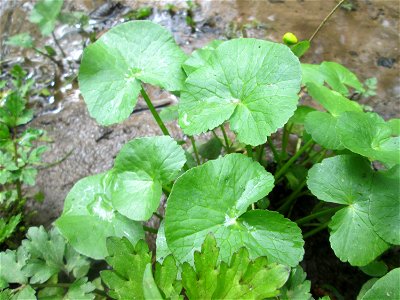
(79, 21, 187, 125)
(110, 136, 186, 221)
(55, 173, 144, 259)
(304, 82, 362, 150)
(179, 39, 301, 146)
(165, 154, 304, 267)
(307, 155, 398, 266)
(337, 112, 400, 165)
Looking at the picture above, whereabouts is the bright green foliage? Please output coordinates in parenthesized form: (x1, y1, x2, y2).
(0, 66, 48, 245)
(154, 255, 182, 299)
(357, 279, 379, 300)
(110, 136, 186, 220)
(165, 154, 304, 266)
(290, 41, 310, 58)
(337, 112, 399, 166)
(279, 266, 312, 300)
(21, 226, 91, 284)
(79, 21, 187, 125)
(160, 105, 178, 123)
(388, 118, 400, 136)
(101, 238, 151, 299)
(0, 247, 29, 287)
(101, 237, 182, 300)
(359, 261, 388, 277)
(155, 221, 172, 262)
(301, 64, 324, 86)
(0, 227, 92, 299)
(55, 173, 144, 259)
(179, 38, 301, 146)
(182, 234, 290, 299)
(0, 285, 36, 300)
(143, 264, 163, 300)
(182, 40, 222, 75)
(0, 214, 21, 243)
(304, 82, 362, 149)
(359, 268, 400, 300)
(29, 0, 64, 36)
(5, 33, 34, 48)
(320, 62, 364, 95)
(307, 155, 399, 266)
(301, 62, 364, 96)
(368, 165, 400, 245)
(64, 277, 95, 300)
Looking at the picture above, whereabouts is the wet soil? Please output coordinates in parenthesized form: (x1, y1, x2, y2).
(1, 1, 399, 299)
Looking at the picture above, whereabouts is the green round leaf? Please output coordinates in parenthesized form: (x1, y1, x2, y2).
(55, 173, 144, 259)
(179, 38, 301, 146)
(361, 268, 400, 300)
(165, 154, 304, 266)
(79, 21, 187, 125)
(337, 112, 399, 165)
(305, 111, 342, 150)
(369, 166, 400, 245)
(307, 155, 390, 266)
(359, 261, 388, 277)
(111, 136, 186, 221)
(5, 33, 34, 48)
(304, 83, 362, 150)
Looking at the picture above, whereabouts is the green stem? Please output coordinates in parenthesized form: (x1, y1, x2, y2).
(296, 207, 341, 225)
(51, 31, 67, 58)
(143, 225, 158, 234)
(140, 86, 170, 136)
(38, 149, 73, 170)
(257, 144, 264, 163)
(280, 124, 292, 161)
(189, 136, 201, 165)
(267, 137, 280, 165)
(277, 179, 307, 214)
(303, 222, 329, 239)
(220, 125, 231, 153)
(33, 47, 62, 68)
(211, 130, 226, 149)
(309, 0, 345, 42)
(275, 139, 314, 180)
(301, 147, 325, 166)
(12, 127, 22, 203)
(245, 145, 253, 159)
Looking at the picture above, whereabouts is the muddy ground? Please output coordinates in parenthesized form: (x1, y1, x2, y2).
(1, 0, 399, 298)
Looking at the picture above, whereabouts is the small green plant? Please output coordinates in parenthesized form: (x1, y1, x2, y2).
(5, 0, 88, 69)
(1, 3, 399, 298)
(0, 65, 49, 246)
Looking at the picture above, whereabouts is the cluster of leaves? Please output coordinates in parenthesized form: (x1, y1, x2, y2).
(0, 66, 49, 246)
(0, 226, 94, 299)
(2, 19, 399, 298)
